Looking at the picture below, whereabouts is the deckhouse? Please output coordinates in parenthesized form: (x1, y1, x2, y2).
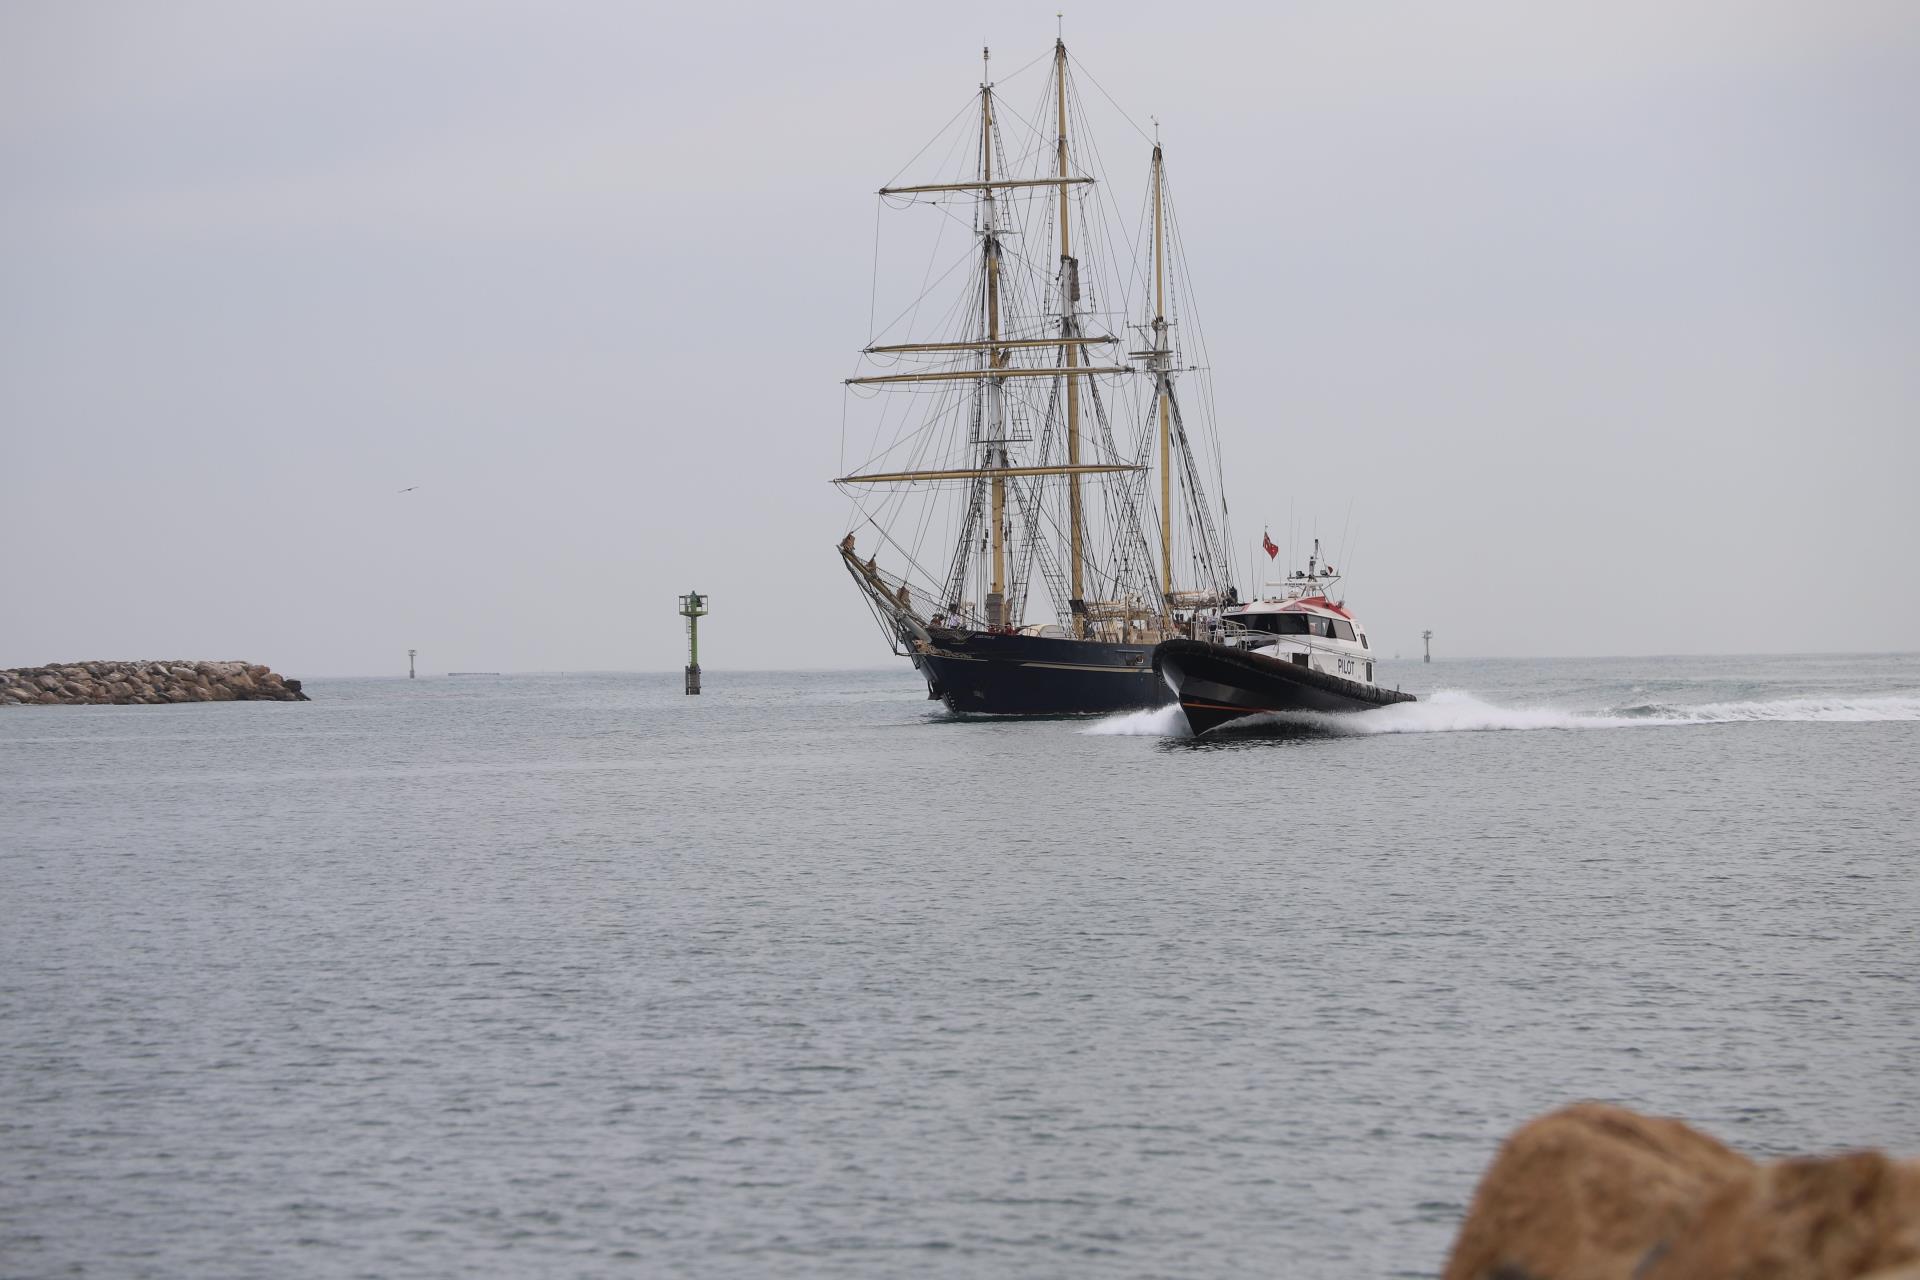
(1220, 541, 1377, 687)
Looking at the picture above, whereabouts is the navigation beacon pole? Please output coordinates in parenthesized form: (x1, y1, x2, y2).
(408, 649, 416, 679)
(679, 591, 708, 694)
(1422, 630, 1433, 663)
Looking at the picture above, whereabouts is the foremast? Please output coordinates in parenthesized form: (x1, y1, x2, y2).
(980, 50, 1009, 629)
(1056, 37, 1088, 636)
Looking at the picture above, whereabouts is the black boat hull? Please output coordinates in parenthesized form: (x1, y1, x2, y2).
(1152, 638, 1416, 734)
(917, 630, 1171, 715)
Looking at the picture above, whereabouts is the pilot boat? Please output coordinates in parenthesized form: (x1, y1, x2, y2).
(1153, 540, 1415, 733)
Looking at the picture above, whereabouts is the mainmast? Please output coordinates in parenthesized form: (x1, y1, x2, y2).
(1055, 38, 1087, 635)
(1151, 140, 1173, 605)
(981, 48, 1008, 630)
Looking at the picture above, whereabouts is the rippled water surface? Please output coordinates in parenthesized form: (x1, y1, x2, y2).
(4, 654, 1918, 1277)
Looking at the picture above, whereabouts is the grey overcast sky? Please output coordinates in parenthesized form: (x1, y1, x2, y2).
(4, 1, 1916, 675)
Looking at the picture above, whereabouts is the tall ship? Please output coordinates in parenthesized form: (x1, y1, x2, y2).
(833, 39, 1236, 715)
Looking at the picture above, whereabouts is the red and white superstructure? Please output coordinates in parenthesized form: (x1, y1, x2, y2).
(1217, 541, 1380, 688)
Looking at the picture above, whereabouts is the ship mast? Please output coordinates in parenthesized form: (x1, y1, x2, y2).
(981, 49, 1008, 630)
(1055, 38, 1087, 635)
(835, 43, 1153, 642)
(1151, 139, 1173, 606)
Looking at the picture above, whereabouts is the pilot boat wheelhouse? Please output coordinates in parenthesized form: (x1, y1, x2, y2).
(1154, 541, 1415, 733)
(1225, 594, 1375, 686)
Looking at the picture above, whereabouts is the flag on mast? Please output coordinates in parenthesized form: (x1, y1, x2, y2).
(1262, 530, 1279, 560)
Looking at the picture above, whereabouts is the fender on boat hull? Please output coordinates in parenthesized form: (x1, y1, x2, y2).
(1152, 638, 1416, 734)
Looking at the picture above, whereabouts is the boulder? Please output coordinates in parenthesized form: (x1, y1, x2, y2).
(1647, 1151, 1920, 1280)
(1443, 1105, 1920, 1280)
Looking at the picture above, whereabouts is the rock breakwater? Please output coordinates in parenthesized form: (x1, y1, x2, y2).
(0, 661, 308, 705)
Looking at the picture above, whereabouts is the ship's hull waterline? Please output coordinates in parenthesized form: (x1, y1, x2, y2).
(1153, 638, 1417, 734)
(916, 629, 1171, 716)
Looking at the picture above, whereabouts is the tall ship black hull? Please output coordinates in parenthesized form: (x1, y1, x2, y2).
(1154, 637, 1416, 734)
(916, 629, 1169, 715)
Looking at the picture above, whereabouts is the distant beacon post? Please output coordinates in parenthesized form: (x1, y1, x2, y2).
(1422, 630, 1433, 663)
(679, 591, 709, 694)
(408, 648, 417, 679)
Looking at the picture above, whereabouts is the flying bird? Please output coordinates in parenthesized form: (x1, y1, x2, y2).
(398, 485, 419, 493)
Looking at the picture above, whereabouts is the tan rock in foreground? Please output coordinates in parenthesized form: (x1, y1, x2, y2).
(1444, 1104, 1920, 1280)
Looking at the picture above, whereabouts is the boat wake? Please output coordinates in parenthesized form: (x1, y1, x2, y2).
(1081, 704, 1190, 736)
(1083, 690, 1920, 738)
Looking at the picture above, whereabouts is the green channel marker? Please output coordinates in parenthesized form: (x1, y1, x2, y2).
(678, 591, 708, 694)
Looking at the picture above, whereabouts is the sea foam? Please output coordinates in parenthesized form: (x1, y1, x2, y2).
(1082, 689, 1920, 738)
(1081, 703, 1191, 736)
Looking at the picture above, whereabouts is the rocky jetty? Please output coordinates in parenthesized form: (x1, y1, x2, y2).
(0, 661, 308, 706)
(1444, 1103, 1920, 1280)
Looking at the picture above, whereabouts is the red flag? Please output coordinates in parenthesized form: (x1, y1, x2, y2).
(1262, 531, 1279, 560)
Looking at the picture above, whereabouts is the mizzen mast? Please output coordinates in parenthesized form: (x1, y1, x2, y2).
(1151, 139, 1174, 608)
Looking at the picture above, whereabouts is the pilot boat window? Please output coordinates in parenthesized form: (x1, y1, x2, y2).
(1331, 619, 1356, 641)
(1307, 616, 1335, 638)
(1239, 614, 1313, 636)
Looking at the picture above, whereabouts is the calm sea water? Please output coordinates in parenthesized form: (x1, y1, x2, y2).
(3, 653, 1918, 1278)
